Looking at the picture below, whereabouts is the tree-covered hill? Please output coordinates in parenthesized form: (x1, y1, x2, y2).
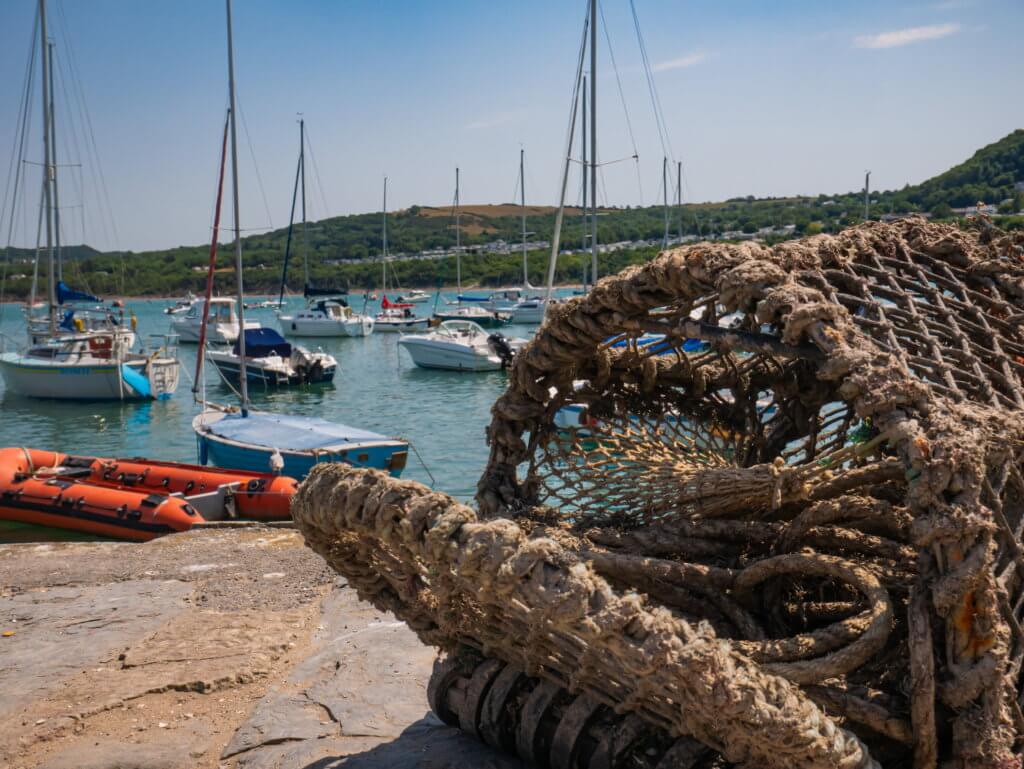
(3, 131, 1022, 299)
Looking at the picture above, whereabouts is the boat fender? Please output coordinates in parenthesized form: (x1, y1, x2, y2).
(269, 449, 284, 475)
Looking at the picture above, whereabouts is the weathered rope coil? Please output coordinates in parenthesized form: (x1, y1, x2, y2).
(294, 217, 1024, 769)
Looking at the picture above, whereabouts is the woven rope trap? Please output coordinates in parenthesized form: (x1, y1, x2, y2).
(293, 217, 1024, 769)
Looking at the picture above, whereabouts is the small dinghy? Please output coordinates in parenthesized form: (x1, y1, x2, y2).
(0, 447, 297, 541)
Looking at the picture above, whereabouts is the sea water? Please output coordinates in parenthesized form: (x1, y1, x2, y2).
(0, 292, 560, 504)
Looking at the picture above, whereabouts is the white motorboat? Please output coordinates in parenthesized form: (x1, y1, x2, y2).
(398, 320, 526, 372)
(395, 289, 430, 304)
(171, 297, 257, 344)
(278, 297, 374, 337)
(165, 292, 198, 315)
(0, 332, 180, 401)
(508, 296, 554, 324)
(207, 327, 336, 387)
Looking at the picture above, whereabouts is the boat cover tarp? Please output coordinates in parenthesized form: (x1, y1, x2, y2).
(210, 411, 390, 451)
(233, 327, 292, 358)
(57, 281, 101, 305)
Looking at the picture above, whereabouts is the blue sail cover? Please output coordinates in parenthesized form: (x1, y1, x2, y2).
(56, 281, 101, 305)
(233, 327, 292, 358)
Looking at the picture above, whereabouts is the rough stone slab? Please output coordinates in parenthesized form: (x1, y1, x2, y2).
(222, 694, 337, 758)
(228, 586, 523, 768)
(0, 580, 191, 721)
(37, 722, 211, 769)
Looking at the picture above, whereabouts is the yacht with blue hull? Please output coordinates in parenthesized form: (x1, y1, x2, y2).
(193, 410, 408, 479)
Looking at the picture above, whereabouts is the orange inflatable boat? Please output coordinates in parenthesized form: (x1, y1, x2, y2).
(0, 448, 298, 542)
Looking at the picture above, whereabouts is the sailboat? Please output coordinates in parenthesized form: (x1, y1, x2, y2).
(0, 0, 180, 402)
(508, 148, 556, 324)
(193, 0, 406, 480)
(375, 178, 428, 332)
(432, 168, 510, 328)
(277, 119, 373, 338)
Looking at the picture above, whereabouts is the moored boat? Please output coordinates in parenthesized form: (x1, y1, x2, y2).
(207, 327, 336, 386)
(398, 319, 525, 371)
(0, 447, 297, 541)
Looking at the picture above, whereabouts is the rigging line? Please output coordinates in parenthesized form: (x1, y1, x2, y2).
(628, 0, 675, 164)
(54, 43, 90, 247)
(234, 99, 274, 231)
(300, 125, 331, 222)
(2, 5, 38, 251)
(55, 0, 120, 253)
(0, 9, 39, 326)
(598, 0, 644, 205)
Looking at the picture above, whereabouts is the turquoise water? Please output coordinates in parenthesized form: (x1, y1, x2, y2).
(0, 292, 554, 503)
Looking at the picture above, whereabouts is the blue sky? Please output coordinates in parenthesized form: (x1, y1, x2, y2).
(1, 0, 1021, 252)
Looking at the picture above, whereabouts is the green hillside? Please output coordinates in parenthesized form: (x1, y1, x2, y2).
(3, 131, 1022, 299)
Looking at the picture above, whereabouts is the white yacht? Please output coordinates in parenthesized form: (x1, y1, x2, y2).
(171, 297, 257, 344)
(165, 292, 198, 315)
(508, 296, 555, 324)
(278, 297, 374, 337)
(395, 289, 430, 304)
(398, 320, 526, 372)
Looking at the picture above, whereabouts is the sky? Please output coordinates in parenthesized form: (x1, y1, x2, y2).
(1, 0, 1022, 253)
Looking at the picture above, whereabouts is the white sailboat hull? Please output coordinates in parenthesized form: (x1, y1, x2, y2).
(509, 301, 547, 324)
(0, 353, 179, 401)
(278, 315, 374, 337)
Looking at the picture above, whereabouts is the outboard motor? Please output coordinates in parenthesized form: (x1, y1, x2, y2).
(487, 333, 515, 368)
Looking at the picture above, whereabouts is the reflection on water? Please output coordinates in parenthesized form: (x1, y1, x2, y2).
(0, 294, 550, 502)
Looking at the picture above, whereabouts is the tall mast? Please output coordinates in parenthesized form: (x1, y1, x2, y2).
(277, 120, 302, 308)
(589, 0, 598, 285)
(381, 176, 387, 292)
(300, 118, 308, 287)
(864, 170, 871, 221)
(39, 0, 55, 333)
(662, 156, 669, 249)
(520, 148, 528, 287)
(455, 167, 461, 298)
(225, 0, 248, 415)
(48, 41, 62, 284)
(581, 72, 587, 285)
(677, 160, 683, 239)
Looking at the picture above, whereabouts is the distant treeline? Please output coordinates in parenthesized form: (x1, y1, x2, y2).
(3, 130, 1022, 299)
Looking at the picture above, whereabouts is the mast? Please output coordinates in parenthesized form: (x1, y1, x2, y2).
(677, 160, 683, 239)
(48, 41, 62, 284)
(455, 167, 461, 299)
(277, 120, 303, 308)
(39, 0, 56, 333)
(520, 148, 528, 287)
(581, 73, 588, 262)
(225, 0, 248, 415)
(589, 0, 598, 285)
(300, 118, 308, 287)
(864, 170, 871, 221)
(662, 156, 669, 249)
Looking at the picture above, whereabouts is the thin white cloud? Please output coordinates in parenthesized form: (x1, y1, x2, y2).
(932, 0, 977, 10)
(854, 22, 960, 49)
(464, 110, 524, 131)
(652, 51, 707, 72)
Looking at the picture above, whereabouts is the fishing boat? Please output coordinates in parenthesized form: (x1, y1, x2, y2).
(207, 327, 336, 386)
(278, 296, 374, 337)
(0, 447, 296, 541)
(171, 296, 258, 343)
(376, 296, 430, 332)
(398, 319, 525, 372)
(192, 0, 407, 481)
(0, 331, 180, 401)
(396, 289, 430, 304)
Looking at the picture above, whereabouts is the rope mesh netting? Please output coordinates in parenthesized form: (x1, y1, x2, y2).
(294, 217, 1024, 769)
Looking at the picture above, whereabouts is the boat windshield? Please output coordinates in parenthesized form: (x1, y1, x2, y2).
(437, 320, 486, 337)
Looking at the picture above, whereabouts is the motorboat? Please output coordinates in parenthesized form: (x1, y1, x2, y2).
(194, 409, 408, 479)
(0, 331, 180, 401)
(398, 319, 526, 372)
(165, 291, 199, 315)
(456, 287, 526, 312)
(432, 303, 511, 328)
(207, 327, 336, 387)
(508, 296, 557, 324)
(278, 297, 374, 337)
(395, 289, 430, 304)
(171, 297, 258, 343)
(374, 295, 429, 333)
